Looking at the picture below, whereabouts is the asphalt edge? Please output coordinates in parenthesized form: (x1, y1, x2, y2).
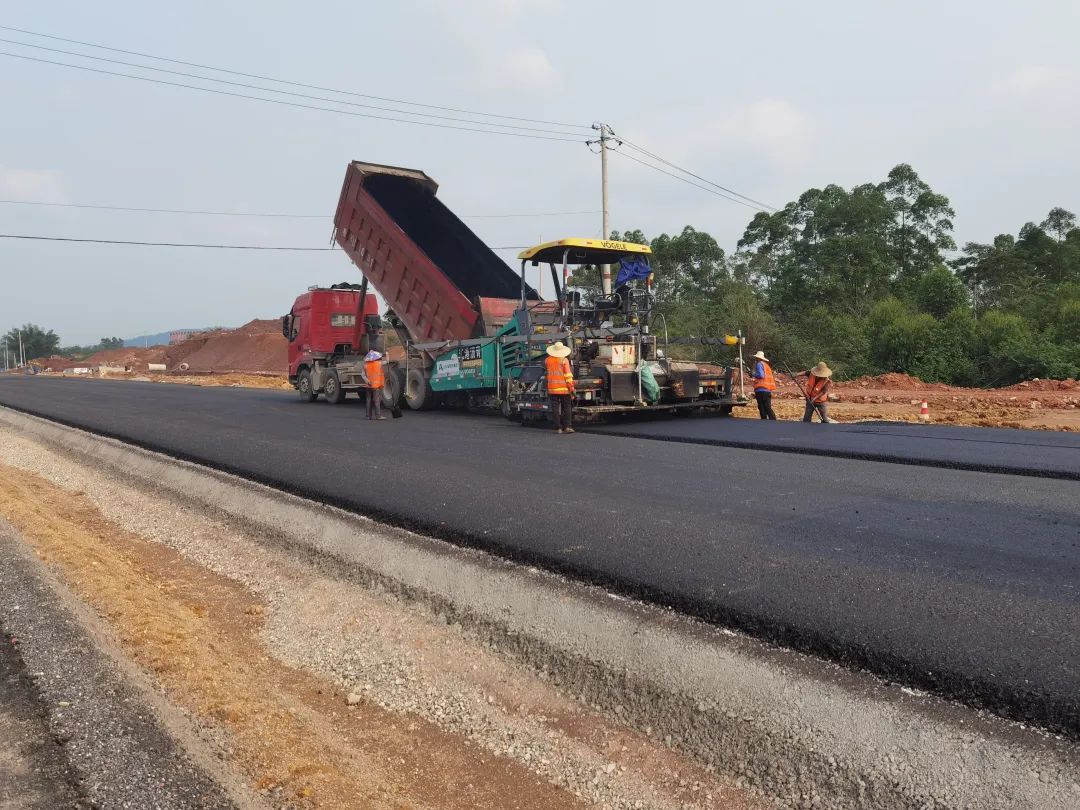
(2, 406, 1078, 810)
(577, 425, 1080, 481)
(0, 516, 261, 810)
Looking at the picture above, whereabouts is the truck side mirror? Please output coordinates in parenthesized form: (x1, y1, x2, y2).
(282, 315, 297, 342)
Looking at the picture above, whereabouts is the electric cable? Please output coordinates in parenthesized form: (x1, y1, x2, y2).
(0, 199, 599, 219)
(0, 23, 591, 130)
(609, 149, 770, 212)
(0, 51, 585, 143)
(617, 136, 778, 211)
(0, 37, 585, 136)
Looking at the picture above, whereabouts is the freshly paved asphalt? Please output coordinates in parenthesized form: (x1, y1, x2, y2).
(588, 415, 1080, 479)
(2, 376, 1079, 737)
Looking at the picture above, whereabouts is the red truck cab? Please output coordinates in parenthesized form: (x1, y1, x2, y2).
(283, 285, 386, 403)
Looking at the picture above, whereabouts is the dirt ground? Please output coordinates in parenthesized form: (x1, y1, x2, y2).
(734, 373, 1080, 431)
(0, 429, 763, 809)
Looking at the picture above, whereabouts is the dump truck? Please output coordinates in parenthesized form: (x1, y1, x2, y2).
(284, 160, 748, 422)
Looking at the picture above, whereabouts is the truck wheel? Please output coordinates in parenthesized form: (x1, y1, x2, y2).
(405, 367, 436, 410)
(380, 368, 402, 410)
(324, 370, 346, 404)
(297, 369, 317, 402)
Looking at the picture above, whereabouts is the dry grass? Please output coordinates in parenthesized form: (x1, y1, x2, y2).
(0, 464, 584, 809)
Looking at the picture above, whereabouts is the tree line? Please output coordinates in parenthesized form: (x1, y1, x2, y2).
(1, 325, 124, 366)
(574, 164, 1078, 386)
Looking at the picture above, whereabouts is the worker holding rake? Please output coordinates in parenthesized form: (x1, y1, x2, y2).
(795, 362, 834, 423)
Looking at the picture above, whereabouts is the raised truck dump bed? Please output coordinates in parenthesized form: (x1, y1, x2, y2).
(333, 161, 534, 343)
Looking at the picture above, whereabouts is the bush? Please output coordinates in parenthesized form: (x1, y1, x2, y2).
(915, 266, 968, 318)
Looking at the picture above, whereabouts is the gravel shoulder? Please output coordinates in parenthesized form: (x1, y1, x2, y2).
(0, 517, 245, 809)
(0, 620, 82, 810)
(0, 424, 764, 809)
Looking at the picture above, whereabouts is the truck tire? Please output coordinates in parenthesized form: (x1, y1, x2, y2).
(380, 368, 402, 410)
(324, 370, 346, 404)
(297, 368, 317, 402)
(405, 367, 436, 410)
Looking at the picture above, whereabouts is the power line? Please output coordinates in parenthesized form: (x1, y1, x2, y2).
(0, 233, 532, 251)
(463, 210, 601, 219)
(0, 37, 584, 136)
(0, 51, 584, 143)
(617, 137, 778, 211)
(0, 234, 337, 250)
(0, 198, 600, 219)
(0, 199, 326, 218)
(0, 23, 591, 130)
(609, 149, 770, 212)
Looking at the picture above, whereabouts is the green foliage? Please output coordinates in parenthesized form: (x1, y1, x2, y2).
(99, 337, 124, 349)
(914, 265, 968, 318)
(2, 324, 60, 363)
(571, 169, 1077, 387)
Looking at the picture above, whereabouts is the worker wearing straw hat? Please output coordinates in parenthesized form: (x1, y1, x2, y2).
(750, 350, 777, 420)
(363, 350, 387, 420)
(545, 341, 576, 434)
(796, 362, 834, 423)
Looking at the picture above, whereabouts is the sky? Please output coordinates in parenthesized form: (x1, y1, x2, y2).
(1, 0, 1078, 345)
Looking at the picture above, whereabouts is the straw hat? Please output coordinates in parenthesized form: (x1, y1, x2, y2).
(810, 361, 833, 378)
(752, 350, 769, 362)
(546, 341, 572, 358)
(364, 350, 383, 362)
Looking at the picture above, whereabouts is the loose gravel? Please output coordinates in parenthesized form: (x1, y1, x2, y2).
(0, 426, 760, 809)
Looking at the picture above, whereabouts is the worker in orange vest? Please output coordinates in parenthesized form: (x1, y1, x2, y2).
(363, 350, 386, 420)
(796, 362, 834, 423)
(750, 350, 777, 420)
(545, 341, 576, 434)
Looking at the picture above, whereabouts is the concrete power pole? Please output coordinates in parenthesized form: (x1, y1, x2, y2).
(18, 329, 25, 367)
(594, 123, 613, 295)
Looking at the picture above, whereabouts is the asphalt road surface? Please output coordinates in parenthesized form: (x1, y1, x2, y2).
(2, 376, 1078, 738)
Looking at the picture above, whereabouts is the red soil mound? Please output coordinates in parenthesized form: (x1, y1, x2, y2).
(1004, 378, 1079, 391)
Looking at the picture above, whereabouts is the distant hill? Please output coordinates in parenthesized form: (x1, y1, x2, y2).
(124, 327, 221, 348)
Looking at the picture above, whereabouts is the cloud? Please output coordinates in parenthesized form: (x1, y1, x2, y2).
(724, 99, 811, 165)
(0, 166, 68, 203)
(999, 65, 1067, 96)
(427, 0, 564, 97)
(625, 98, 812, 171)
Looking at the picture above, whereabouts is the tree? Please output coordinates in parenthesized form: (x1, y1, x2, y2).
(879, 164, 956, 287)
(914, 265, 968, 318)
(99, 337, 124, 349)
(1041, 207, 1076, 242)
(2, 324, 60, 363)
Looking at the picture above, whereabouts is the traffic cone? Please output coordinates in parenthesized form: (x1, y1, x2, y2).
(919, 400, 930, 422)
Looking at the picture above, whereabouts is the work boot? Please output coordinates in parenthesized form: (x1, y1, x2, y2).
(377, 416, 387, 420)
(556, 428, 565, 434)
(564, 427, 575, 434)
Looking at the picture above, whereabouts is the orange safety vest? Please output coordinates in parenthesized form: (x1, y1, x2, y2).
(545, 355, 574, 395)
(365, 359, 385, 389)
(753, 361, 776, 392)
(805, 374, 830, 403)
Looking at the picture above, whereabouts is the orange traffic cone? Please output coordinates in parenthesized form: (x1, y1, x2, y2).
(919, 400, 930, 422)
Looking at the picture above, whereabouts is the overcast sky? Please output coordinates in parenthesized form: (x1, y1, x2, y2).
(2, 0, 1077, 345)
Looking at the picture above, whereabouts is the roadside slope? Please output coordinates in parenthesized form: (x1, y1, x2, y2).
(1, 377, 1078, 739)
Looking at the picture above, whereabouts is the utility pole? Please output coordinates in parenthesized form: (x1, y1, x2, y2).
(594, 122, 613, 295)
(18, 329, 25, 367)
